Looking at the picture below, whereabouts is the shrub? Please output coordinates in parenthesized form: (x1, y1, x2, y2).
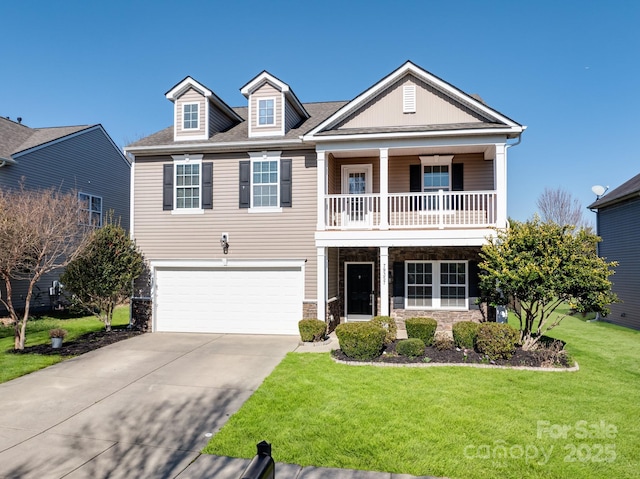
(475, 322, 520, 360)
(452, 321, 481, 349)
(397, 338, 426, 358)
(370, 316, 397, 344)
(433, 335, 454, 351)
(48, 328, 67, 339)
(405, 317, 437, 346)
(298, 319, 327, 342)
(335, 322, 386, 360)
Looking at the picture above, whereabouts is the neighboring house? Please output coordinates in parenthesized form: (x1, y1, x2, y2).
(0, 117, 130, 312)
(126, 61, 525, 335)
(588, 173, 640, 330)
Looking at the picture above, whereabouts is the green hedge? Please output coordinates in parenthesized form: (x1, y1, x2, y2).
(452, 321, 481, 349)
(298, 319, 327, 342)
(370, 316, 397, 344)
(405, 317, 437, 346)
(476, 322, 520, 360)
(396, 338, 425, 358)
(335, 322, 386, 360)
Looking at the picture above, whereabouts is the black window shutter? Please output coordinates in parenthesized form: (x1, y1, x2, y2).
(239, 161, 250, 208)
(202, 162, 213, 209)
(393, 262, 405, 309)
(280, 159, 292, 207)
(409, 164, 421, 192)
(452, 163, 464, 191)
(468, 261, 480, 297)
(163, 164, 173, 211)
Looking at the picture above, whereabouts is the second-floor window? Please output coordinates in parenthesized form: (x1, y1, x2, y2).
(423, 165, 450, 192)
(258, 98, 275, 126)
(79, 192, 102, 227)
(183, 103, 199, 130)
(252, 160, 278, 207)
(176, 161, 200, 209)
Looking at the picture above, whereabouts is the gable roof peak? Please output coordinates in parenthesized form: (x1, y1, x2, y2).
(240, 70, 309, 120)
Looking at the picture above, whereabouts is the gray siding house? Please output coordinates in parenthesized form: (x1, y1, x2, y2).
(0, 117, 131, 312)
(589, 173, 640, 330)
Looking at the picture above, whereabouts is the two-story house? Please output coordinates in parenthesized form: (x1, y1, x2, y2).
(0, 117, 131, 313)
(126, 61, 525, 335)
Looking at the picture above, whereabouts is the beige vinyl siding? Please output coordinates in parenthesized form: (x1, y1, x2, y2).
(209, 106, 236, 134)
(456, 154, 494, 190)
(133, 149, 319, 298)
(338, 75, 486, 129)
(251, 83, 282, 134)
(284, 99, 302, 132)
(176, 88, 206, 138)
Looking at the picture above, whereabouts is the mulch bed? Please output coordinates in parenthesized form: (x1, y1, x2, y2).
(10, 327, 144, 356)
(332, 339, 571, 368)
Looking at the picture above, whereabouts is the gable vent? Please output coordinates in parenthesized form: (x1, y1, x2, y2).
(403, 84, 416, 113)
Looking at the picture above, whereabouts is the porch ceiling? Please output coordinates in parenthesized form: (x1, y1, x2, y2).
(330, 144, 495, 159)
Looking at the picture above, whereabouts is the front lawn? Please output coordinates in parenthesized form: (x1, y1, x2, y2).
(204, 313, 640, 478)
(0, 306, 129, 383)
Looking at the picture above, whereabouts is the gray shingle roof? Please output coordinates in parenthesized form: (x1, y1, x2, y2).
(588, 172, 640, 209)
(0, 117, 93, 159)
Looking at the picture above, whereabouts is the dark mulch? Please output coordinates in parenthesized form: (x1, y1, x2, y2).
(10, 327, 144, 356)
(332, 339, 571, 368)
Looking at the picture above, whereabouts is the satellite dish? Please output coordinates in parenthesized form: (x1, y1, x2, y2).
(591, 185, 608, 199)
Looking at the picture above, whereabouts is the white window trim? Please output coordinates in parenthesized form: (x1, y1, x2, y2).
(172, 154, 204, 215)
(340, 164, 373, 195)
(182, 102, 200, 131)
(420, 155, 453, 192)
(404, 260, 468, 310)
(78, 192, 103, 227)
(256, 97, 276, 128)
(248, 151, 282, 213)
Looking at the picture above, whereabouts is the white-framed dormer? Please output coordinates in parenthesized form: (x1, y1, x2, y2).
(241, 71, 309, 139)
(166, 76, 242, 142)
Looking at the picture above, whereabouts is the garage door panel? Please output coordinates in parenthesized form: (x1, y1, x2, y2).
(155, 267, 302, 334)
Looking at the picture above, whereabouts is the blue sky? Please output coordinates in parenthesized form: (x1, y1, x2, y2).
(2, 0, 638, 222)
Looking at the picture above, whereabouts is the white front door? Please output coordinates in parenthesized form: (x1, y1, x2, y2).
(341, 164, 373, 227)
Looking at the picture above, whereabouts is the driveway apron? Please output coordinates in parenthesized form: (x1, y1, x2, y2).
(0, 333, 299, 478)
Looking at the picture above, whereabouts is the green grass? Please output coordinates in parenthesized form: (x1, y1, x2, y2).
(0, 306, 129, 383)
(204, 309, 640, 478)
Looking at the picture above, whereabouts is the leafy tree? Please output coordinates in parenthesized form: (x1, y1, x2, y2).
(0, 186, 89, 350)
(61, 222, 144, 331)
(477, 217, 617, 350)
(536, 187, 588, 229)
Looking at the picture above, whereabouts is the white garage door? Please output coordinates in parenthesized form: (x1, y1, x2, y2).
(155, 266, 303, 334)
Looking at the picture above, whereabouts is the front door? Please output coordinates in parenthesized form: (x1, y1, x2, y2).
(346, 263, 374, 320)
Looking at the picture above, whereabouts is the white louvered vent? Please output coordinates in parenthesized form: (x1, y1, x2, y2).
(403, 84, 416, 113)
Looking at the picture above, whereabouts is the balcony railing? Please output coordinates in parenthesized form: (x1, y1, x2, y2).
(324, 191, 497, 230)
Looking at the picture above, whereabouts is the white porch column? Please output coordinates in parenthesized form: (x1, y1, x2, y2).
(379, 246, 389, 316)
(317, 247, 327, 322)
(494, 144, 507, 228)
(379, 148, 389, 230)
(316, 150, 326, 231)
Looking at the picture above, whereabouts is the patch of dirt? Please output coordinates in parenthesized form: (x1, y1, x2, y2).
(10, 327, 144, 356)
(332, 339, 571, 368)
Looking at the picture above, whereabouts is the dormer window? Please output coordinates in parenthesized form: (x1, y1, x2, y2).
(183, 103, 199, 130)
(258, 98, 275, 126)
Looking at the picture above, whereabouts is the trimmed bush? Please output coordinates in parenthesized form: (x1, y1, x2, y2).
(433, 335, 454, 351)
(452, 321, 481, 349)
(371, 316, 397, 344)
(335, 322, 386, 360)
(475, 322, 520, 360)
(298, 319, 327, 342)
(405, 317, 437, 346)
(397, 338, 426, 358)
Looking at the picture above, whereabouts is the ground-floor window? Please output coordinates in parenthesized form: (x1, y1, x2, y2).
(405, 260, 467, 309)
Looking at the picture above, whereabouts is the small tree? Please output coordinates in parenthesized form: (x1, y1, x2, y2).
(536, 187, 587, 229)
(61, 222, 144, 331)
(477, 217, 617, 350)
(0, 186, 89, 350)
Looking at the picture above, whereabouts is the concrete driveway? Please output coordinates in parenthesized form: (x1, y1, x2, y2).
(0, 333, 300, 478)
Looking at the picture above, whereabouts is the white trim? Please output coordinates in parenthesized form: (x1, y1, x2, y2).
(344, 262, 375, 320)
(249, 150, 281, 209)
(403, 84, 416, 113)
(166, 76, 213, 100)
(78, 191, 103, 227)
(304, 127, 522, 143)
(182, 102, 200, 130)
(315, 228, 497, 248)
(256, 97, 276, 128)
(248, 207, 283, 214)
(404, 260, 469, 310)
(149, 258, 307, 269)
(240, 71, 309, 120)
(129, 158, 135, 239)
(340, 164, 373, 194)
(125, 138, 304, 155)
(171, 154, 203, 213)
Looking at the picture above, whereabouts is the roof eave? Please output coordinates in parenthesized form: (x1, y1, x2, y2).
(125, 138, 308, 157)
(303, 126, 523, 143)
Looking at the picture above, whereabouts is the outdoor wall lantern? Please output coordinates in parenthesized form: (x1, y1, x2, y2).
(220, 233, 229, 255)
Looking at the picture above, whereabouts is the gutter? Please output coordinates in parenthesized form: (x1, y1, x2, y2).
(125, 138, 305, 155)
(0, 157, 17, 167)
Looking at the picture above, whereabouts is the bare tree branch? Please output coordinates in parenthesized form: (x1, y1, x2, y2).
(536, 187, 587, 229)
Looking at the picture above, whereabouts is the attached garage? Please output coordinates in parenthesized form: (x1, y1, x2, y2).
(153, 260, 304, 335)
